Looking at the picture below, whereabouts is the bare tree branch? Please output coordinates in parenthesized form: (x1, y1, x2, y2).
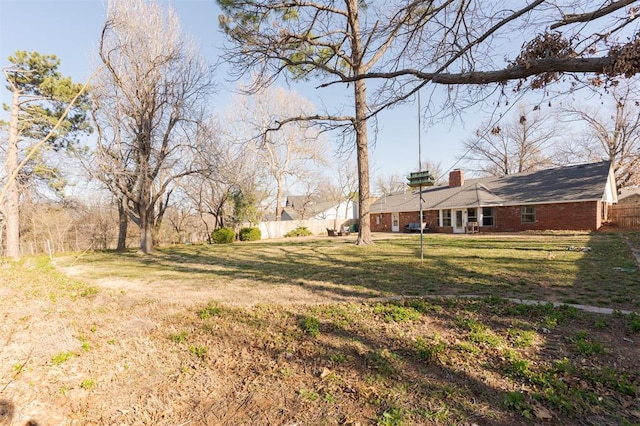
(551, 0, 638, 29)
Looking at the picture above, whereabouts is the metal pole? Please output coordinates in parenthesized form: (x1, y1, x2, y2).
(418, 90, 423, 263)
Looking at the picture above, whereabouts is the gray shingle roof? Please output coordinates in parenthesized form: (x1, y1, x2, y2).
(262, 196, 343, 221)
(371, 161, 613, 214)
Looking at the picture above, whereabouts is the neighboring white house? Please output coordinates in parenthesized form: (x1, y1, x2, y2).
(257, 195, 359, 239)
(267, 195, 358, 221)
(618, 186, 640, 206)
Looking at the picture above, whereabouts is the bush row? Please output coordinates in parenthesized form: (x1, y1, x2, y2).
(211, 227, 262, 244)
(212, 226, 315, 243)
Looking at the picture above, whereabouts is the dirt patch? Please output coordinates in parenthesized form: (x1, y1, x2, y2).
(63, 263, 380, 309)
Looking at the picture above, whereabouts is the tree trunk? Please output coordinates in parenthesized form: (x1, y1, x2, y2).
(275, 177, 283, 221)
(347, 0, 372, 245)
(5, 91, 21, 259)
(116, 197, 128, 251)
(137, 171, 155, 254)
(353, 77, 372, 245)
(139, 207, 154, 254)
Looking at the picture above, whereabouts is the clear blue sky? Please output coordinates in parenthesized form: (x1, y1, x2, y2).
(0, 0, 509, 182)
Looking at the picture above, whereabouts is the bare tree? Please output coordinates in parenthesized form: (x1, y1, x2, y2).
(180, 117, 268, 239)
(288, 181, 323, 220)
(162, 198, 197, 244)
(226, 86, 326, 221)
(327, 156, 359, 220)
(461, 104, 556, 177)
(218, 1, 430, 244)
(325, 1, 639, 97)
(558, 81, 640, 189)
(422, 160, 445, 185)
(93, 0, 214, 253)
(373, 173, 409, 196)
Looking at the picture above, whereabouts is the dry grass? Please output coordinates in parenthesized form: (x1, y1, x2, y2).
(1, 232, 639, 425)
(60, 231, 640, 309)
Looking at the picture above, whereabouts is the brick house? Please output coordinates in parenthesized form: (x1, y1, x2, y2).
(370, 161, 617, 233)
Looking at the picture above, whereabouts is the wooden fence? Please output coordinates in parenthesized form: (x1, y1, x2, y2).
(608, 205, 640, 228)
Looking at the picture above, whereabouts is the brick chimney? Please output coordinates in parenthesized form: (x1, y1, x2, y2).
(449, 169, 464, 187)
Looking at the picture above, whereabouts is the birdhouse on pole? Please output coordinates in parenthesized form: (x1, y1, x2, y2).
(407, 171, 435, 188)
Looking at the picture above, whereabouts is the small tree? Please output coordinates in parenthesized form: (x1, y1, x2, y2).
(231, 188, 262, 227)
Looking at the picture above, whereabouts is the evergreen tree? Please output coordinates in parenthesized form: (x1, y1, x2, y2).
(2, 51, 90, 259)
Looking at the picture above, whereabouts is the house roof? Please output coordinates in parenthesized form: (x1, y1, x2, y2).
(371, 161, 615, 214)
(281, 199, 339, 220)
(264, 196, 343, 221)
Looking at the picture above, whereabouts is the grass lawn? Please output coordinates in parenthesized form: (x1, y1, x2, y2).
(0, 232, 638, 425)
(61, 231, 639, 310)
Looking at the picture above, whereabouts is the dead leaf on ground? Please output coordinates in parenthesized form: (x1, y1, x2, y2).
(534, 404, 553, 420)
(320, 367, 332, 379)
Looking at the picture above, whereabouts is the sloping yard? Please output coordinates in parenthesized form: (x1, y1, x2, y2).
(1, 232, 638, 425)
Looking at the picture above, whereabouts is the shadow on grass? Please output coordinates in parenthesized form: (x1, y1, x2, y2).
(571, 233, 640, 309)
(71, 233, 639, 311)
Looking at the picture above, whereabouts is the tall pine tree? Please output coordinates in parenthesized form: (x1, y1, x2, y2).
(2, 51, 90, 259)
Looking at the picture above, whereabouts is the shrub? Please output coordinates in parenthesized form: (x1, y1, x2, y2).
(373, 303, 421, 323)
(298, 315, 321, 337)
(198, 302, 222, 319)
(211, 227, 235, 244)
(51, 351, 76, 365)
(284, 226, 313, 237)
(626, 312, 640, 333)
(80, 379, 97, 390)
(239, 227, 261, 241)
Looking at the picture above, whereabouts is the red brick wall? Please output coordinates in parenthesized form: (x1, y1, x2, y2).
(371, 201, 602, 233)
(371, 213, 392, 232)
(485, 201, 600, 232)
(399, 211, 419, 228)
(371, 211, 439, 232)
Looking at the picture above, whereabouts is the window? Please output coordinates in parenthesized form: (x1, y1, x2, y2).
(521, 206, 536, 223)
(441, 209, 452, 227)
(467, 208, 477, 223)
(482, 207, 494, 226)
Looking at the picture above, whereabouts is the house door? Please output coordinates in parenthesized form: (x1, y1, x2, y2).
(453, 209, 465, 234)
(391, 212, 400, 232)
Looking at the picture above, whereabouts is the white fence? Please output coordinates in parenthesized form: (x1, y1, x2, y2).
(257, 218, 356, 239)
